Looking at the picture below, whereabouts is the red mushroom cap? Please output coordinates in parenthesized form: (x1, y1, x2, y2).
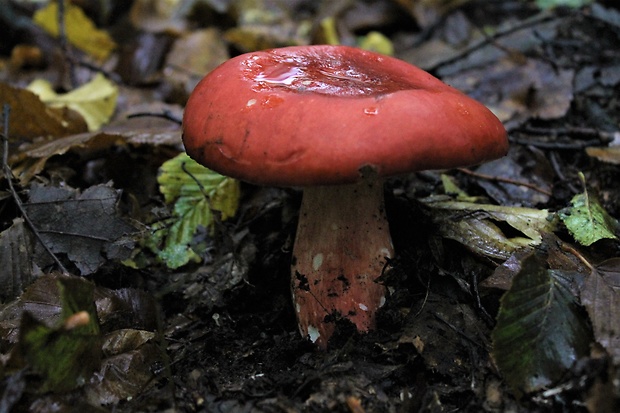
(182, 45, 508, 186)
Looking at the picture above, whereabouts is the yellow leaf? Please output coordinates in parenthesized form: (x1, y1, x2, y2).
(33, 1, 116, 61)
(357, 31, 394, 56)
(27, 74, 118, 131)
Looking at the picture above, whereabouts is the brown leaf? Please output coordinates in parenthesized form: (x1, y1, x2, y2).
(24, 183, 138, 275)
(10, 103, 182, 184)
(580, 258, 620, 363)
(0, 82, 88, 140)
(163, 28, 230, 99)
(0, 218, 37, 303)
(586, 146, 620, 165)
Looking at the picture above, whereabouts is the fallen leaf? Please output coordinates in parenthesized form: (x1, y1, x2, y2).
(586, 145, 620, 165)
(24, 183, 138, 275)
(422, 197, 557, 259)
(0, 275, 165, 405)
(33, 1, 116, 61)
(0, 218, 37, 303)
(0, 82, 88, 140)
(129, 0, 192, 34)
(492, 254, 592, 395)
(10, 102, 182, 184)
(163, 28, 230, 98)
(580, 258, 620, 363)
(442, 56, 573, 124)
(357, 31, 394, 55)
(475, 146, 554, 207)
(85, 341, 164, 405)
(18, 276, 102, 393)
(535, 0, 593, 9)
(27, 73, 119, 131)
(558, 174, 619, 246)
(146, 153, 240, 269)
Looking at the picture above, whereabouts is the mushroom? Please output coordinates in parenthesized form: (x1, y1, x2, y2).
(182, 45, 508, 348)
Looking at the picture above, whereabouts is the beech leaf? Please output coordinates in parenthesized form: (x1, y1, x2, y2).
(580, 258, 620, 362)
(492, 254, 592, 395)
(148, 153, 240, 269)
(24, 183, 137, 275)
(558, 174, 618, 246)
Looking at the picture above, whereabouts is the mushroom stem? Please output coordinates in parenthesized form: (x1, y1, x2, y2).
(291, 174, 393, 347)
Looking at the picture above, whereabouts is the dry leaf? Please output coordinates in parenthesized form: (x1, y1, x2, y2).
(27, 73, 119, 131)
(0, 82, 88, 140)
(24, 183, 138, 275)
(33, 1, 116, 61)
(580, 258, 620, 363)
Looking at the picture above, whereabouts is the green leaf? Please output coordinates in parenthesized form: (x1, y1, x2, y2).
(19, 277, 101, 393)
(492, 254, 592, 395)
(535, 0, 592, 10)
(149, 153, 240, 268)
(558, 174, 618, 246)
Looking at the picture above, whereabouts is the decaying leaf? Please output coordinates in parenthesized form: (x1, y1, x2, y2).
(580, 258, 620, 363)
(224, 0, 311, 52)
(492, 254, 592, 395)
(129, 0, 194, 34)
(422, 198, 557, 259)
(163, 28, 230, 98)
(558, 174, 619, 246)
(18, 276, 102, 393)
(0, 82, 88, 140)
(33, 1, 116, 60)
(0, 218, 37, 303)
(586, 146, 620, 165)
(147, 153, 240, 269)
(0, 275, 66, 346)
(0, 275, 166, 405)
(24, 183, 138, 275)
(27, 73, 119, 131)
(10, 103, 183, 184)
(86, 288, 165, 405)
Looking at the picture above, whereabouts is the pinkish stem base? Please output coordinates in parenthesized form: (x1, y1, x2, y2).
(291, 176, 393, 348)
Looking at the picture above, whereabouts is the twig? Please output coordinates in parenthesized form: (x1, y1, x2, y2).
(518, 125, 618, 142)
(512, 125, 619, 150)
(431, 310, 485, 350)
(57, 0, 77, 88)
(127, 111, 183, 125)
(1, 104, 69, 274)
(430, 10, 558, 72)
(457, 167, 553, 196)
(511, 136, 605, 150)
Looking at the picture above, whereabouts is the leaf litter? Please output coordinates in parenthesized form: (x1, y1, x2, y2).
(23, 183, 138, 275)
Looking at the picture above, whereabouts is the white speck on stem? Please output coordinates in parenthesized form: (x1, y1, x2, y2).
(312, 253, 323, 271)
(307, 325, 321, 343)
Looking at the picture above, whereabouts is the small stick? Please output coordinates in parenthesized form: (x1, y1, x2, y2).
(457, 167, 553, 196)
(57, 0, 77, 88)
(1, 104, 69, 274)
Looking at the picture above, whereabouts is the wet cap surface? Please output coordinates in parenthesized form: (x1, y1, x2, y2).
(182, 45, 509, 186)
